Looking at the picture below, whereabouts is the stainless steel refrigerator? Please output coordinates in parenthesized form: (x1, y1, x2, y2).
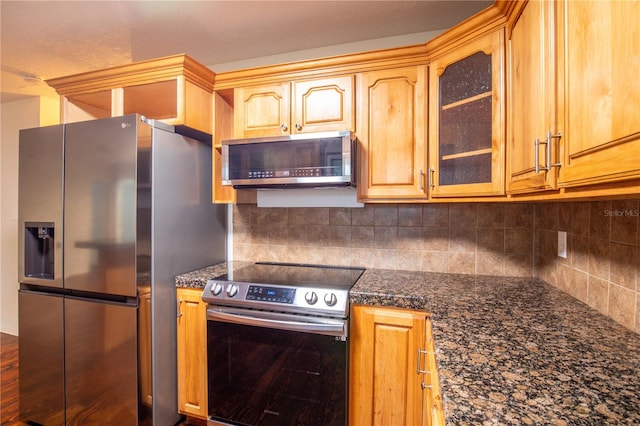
(18, 114, 226, 425)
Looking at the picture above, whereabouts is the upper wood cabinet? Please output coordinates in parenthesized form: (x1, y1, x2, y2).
(212, 44, 429, 204)
(46, 54, 215, 135)
(233, 75, 354, 138)
(428, 29, 505, 197)
(234, 82, 290, 138)
(507, 0, 558, 194)
(508, 0, 640, 194)
(176, 287, 208, 419)
(350, 305, 444, 426)
(357, 66, 428, 201)
(556, 0, 640, 188)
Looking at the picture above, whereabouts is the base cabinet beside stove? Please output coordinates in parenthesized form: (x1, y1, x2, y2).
(176, 287, 208, 420)
(175, 288, 445, 425)
(349, 305, 444, 426)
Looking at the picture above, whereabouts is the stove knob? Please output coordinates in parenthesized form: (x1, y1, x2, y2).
(304, 291, 318, 305)
(226, 284, 239, 298)
(324, 293, 338, 307)
(211, 282, 223, 296)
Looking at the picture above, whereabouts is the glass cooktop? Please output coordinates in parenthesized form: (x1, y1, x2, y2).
(213, 262, 365, 290)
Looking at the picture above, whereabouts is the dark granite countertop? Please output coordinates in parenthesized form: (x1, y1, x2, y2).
(174, 261, 253, 289)
(176, 263, 640, 425)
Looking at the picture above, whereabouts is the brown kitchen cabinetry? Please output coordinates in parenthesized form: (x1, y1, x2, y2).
(350, 305, 444, 426)
(46, 54, 215, 135)
(507, 0, 640, 195)
(233, 75, 354, 138)
(356, 66, 428, 201)
(212, 92, 237, 204)
(176, 287, 208, 419)
(423, 315, 445, 426)
(556, 0, 640, 188)
(211, 44, 431, 204)
(428, 29, 505, 197)
(507, 0, 561, 194)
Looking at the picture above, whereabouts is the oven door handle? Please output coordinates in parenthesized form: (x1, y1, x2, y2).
(206, 307, 347, 337)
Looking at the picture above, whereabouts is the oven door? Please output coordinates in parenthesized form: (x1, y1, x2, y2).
(206, 306, 348, 426)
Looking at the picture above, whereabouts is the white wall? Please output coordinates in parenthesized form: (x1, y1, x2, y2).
(211, 30, 442, 72)
(1, 97, 40, 335)
(0, 95, 58, 335)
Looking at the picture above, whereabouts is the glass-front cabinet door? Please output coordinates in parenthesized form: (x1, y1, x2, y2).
(428, 29, 505, 197)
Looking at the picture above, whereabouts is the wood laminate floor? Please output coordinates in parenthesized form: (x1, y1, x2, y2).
(1, 333, 23, 426)
(0, 332, 204, 426)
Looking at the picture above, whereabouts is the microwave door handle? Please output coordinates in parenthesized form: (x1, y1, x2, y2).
(206, 308, 345, 335)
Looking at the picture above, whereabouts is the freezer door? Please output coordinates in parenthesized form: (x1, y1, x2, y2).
(18, 290, 65, 425)
(65, 297, 138, 425)
(64, 115, 146, 296)
(18, 125, 64, 288)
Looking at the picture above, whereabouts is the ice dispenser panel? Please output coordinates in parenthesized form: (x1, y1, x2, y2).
(24, 222, 55, 280)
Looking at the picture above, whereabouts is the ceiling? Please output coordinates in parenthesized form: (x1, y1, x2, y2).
(1, 0, 492, 103)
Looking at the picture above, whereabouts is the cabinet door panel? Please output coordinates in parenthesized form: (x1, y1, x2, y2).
(234, 83, 290, 137)
(430, 30, 505, 197)
(357, 66, 427, 200)
(292, 75, 354, 133)
(507, 0, 558, 194)
(177, 288, 208, 418)
(558, 0, 640, 186)
(350, 306, 426, 426)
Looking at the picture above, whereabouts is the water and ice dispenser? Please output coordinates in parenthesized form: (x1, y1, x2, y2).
(24, 222, 55, 279)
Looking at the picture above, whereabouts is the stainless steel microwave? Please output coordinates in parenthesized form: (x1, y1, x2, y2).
(221, 130, 357, 188)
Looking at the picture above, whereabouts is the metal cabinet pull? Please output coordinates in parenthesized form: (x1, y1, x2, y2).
(534, 137, 541, 174)
(417, 348, 429, 374)
(428, 167, 435, 189)
(295, 123, 302, 131)
(535, 131, 562, 174)
(177, 299, 183, 318)
(280, 124, 288, 132)
(419, 169, 425, 191)
(546, 131, 563, 171)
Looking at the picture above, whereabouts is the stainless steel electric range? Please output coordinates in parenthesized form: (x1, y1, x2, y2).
(202, 262, 365, 426)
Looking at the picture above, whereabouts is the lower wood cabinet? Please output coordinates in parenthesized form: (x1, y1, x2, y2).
(350, 305, 444, 426)
(176, 287, 208, 419)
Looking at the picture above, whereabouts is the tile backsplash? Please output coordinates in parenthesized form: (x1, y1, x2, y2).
(233, 203, 535, 276)
(233, 199, 640, 334)
(536, 200, 639, 333)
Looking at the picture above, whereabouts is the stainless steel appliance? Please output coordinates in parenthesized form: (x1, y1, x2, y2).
(221, 130, 357, 188)
(18, 114, 227, 425)
(202, 262, 365, 426)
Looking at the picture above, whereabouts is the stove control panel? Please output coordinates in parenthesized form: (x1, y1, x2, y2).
(202, 280, 351, 317)
(246, 285, 296, 304)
